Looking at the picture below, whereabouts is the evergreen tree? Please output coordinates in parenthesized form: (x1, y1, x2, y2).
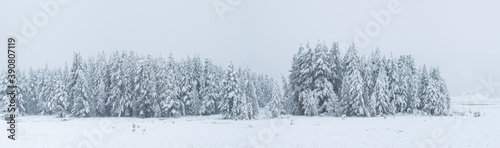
(371, 66, 392, 116)
(242, 69, 258, 119)
(0, 71, 10, 120)
(429, 68, 450, 115)
(360, 56, 374, 116)
(199, 59, 219, 115)
(387, 57, 403, 114)
(95, 52, 109, 117)
(220, 61, 243, 119)
(160, 53, 182, 117)
(70, 61, 90, 117)
(108, 51, 133, 117)
(328, 42, 343, 98)
(268, 82, 283, 118)
(134, 55, 158, 118)
(340, 44, 366, 117)
(418, 66, 430, 111)
(313, 42, 338, 116)
(281, 75, 293, 114)
(52, 80, 68, 118)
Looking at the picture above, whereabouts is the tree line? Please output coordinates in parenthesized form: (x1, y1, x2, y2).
(1, 51, 277, 119)
(285, 42, 451, 117)
(1, 42, 451, 119)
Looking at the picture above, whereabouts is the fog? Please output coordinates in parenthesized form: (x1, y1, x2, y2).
(1, 0, 499, 97)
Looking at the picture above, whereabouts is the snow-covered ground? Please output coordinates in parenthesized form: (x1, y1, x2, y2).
(2, 98, 500, 148)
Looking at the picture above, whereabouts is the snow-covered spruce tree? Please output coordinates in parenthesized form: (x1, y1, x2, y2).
(70, 54, 90, 117)
(0, 71, 9, 120)
(360, 56, 375, 117)
(107, 51, 133, 117)
(199, 59, 219, 115)
(24, 68, 38, 115)
(38, 65, 55, 115)
(418, 65, 429, 111)
(313, 42, 339, 116)
(420, 66, 442, 115)
(232, 68, 249, 120)
(126, 51, 138, 117)
(370, 65, 392, 116)
(387, 57, 404, 114)
(220, 61, 243, 119)
(268, 82, 284, 118)
(94, 52, 109, 117)
(299, 44, 318, 116)
(429, 68, 450, 115)
(340, 44, 366, 117)
(298, 46, 316, 116)
(288, 46, 303, 115)
(15, 70, 27, 115)
(178, 56, 202, 116)
(401, 55, 420, 113)
(397, 55, 411, 114)
(134, 55, 158, 118)
(67, 53, 84, 114)
(52, 80, 68, 118)
(366, 49, 382, 116)
(281, 75, 293, 114)
(86, 56, 98, 117)
(328, 42, 343, 99)
(160, 53, 182, 117)
(241, 69, 258, 119)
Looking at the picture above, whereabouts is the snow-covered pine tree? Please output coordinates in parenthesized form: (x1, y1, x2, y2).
(400, 56, 420, 113)
(367, 49, 382, 116)
(94, 52, 109, 117)
(160, 53, 182, 117)
(68, 52, 84, 114)
(124, 51, 137, 117)
(107, 51, 133, 117)
(420, 66, 442, 115)
(328, 42, 343, 99)
(220, 61, 242, 119)
(86, 56, 98, 117)
(300, 44, 318, 116)
(199, 59, 219, 115)
(242, 69, 258, 119)
(16, 70, 27, 115)
(429, 67, 450, 115)
(234, 68, 250, 120)
(371, 65, 392, 116)
(281, 75, 293, 114)
(70, 53, 90, 117)
(52, 79, 68, 118)
(134, 55, 158, 118)
(39, 65, 55, 115)
(288, 45, 303, 115)
(360, 56, 374, 116)
(418, 65, 429, 111)
(151, 57, 163, 117)
(340, 44, 366, 117)
(0, 71, 9, 120)
(178, 56, 201, 116)
(390, 57, 410, 113)
(24, 68, 38, 115)
(313, 42, 338, 116)
(268, 82, 283, 118)
(387, 57, 404, 114)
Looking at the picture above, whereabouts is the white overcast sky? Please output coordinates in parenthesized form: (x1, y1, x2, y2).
(1, 0, 499, 96)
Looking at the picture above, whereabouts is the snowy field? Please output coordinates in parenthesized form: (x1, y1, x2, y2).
(2, 97, 500, 148)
